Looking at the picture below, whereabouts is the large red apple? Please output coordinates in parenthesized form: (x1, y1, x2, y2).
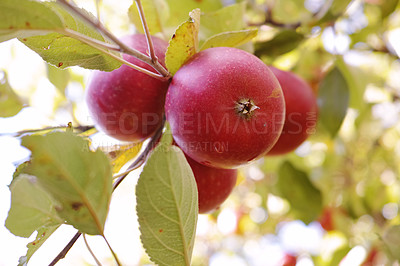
(267, 67, 318, 155)
(185, 154, 237, 214)
(165, 47, 285, 169)
(86, 34, 169, 142)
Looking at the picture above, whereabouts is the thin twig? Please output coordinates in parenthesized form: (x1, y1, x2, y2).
(264, 9, 301, 29)
(102, 235, 122, 266)
(49, 121, 164, 265)
(56, 0, 170, 78)
(48, 232, 82, 266)
(135, 0, 157, 64)
(83, 234, 102, 266)
(57, 28, 167, 81)
(0, 125, 95, 137)
(113, 117, 165, 190)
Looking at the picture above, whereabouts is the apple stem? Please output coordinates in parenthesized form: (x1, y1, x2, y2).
(56, 0, 170, 78)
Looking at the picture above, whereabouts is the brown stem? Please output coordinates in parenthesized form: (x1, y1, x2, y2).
(0, 125, 95, 137)
(113, 116, 165, 190)
(102, 235, 122, 266)
(56, 0, 170, 78)
(48, 232, 82, 266)
(82, 234, 102, 266)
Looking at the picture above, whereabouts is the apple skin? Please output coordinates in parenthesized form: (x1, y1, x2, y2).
(266, 67, 318, 155)
(318, 207, 334, 231)
(185, 154, 237, 214)
(86, 34, 169, 142)
(281, 253, 297, 266)
(165, 47, 285, 169)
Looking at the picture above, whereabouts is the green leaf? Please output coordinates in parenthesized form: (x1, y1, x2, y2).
(383, 225, 400, 260)
(199, 2, 246, 40)
(0, 0, 63, 43)
(381, 0, 399, 19)
(18, 225, 60, 266)
(164, 0, 222, 29)
(160, 122, 173, 145)
(318, 0, 353, 23)
(335, 58, 367, 112)
(328, 246, 351, 266)
(136, 144, 198, 266)
(200, 29, 258, 51)
(318, 66, 350, 137)
(277, 161, 322, 224)
(100, 143, 143, 174)
(254, 30, 304, 58)
(21, 3, 122, 71)
(0, 71, 24, 117)
(166, 9, 200, 75)
(128, 0, 169, 35)
(21, 132, 113, 235)
(47, 64, 70, 96)
(272, 0, 310, 24)
(5, 174, 63, 237)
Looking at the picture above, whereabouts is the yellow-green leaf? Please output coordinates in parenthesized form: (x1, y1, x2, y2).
(47, 64, 70, 96)
(164, 0, 222, 29)
(21, 132, 113, 235)
(277, 161, 323, 224)
(318, 66, 350, 137)
(20, 3, 122, 71)
(200, 2, 246, 41)
(18, 225, 60, 266)
(165, 9, 200, 75)
(136, 144, 198, 266)
(5, 174, 63, 237)
(0, 71, 24, 117)
(100, 143, 143, 174)
(200, 29, 258, 51)
(128, 0, 169, 35)
(0, 0, 63, 42)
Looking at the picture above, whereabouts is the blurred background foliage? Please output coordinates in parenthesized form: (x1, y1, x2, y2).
(1, 0, 400, 265)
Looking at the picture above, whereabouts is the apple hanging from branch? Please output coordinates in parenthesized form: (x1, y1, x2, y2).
(86, 34, 170, 142)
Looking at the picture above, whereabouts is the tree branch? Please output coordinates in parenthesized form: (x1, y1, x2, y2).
(56, 0, 170, 78)
(0, 125, 95, 137)
(59, 28, 167, 80)
(48, 232, 82, 266)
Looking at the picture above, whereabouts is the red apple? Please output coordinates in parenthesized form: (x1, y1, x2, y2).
(282, 253, 297, 266)
(318, 207, 335, 231)
(185, 154, 237, 214)
(267, 67, 318, 156)
(165, 47, 285, 169)
(86, 34, 169, 142)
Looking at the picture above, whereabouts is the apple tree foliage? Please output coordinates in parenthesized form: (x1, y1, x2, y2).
(1, 0, 400, 265)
